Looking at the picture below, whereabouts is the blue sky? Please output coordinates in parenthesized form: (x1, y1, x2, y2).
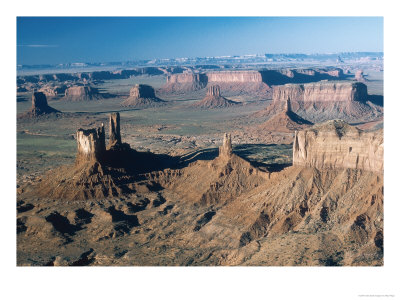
(17, 17, 383, 65)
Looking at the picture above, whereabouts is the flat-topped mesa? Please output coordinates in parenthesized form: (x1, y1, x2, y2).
(63, 85, 102, 101)
(219, 133, 233, 158)
(76, 124, 106, 165)
(273, 82, 368, 104)
(108, 112, 121, 147)
(293, 120, 383, 173)
(130, 84, 156, 99)
(207, 71, 263, 83)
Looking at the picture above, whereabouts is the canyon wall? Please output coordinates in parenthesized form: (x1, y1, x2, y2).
(293, 120, 383, 173)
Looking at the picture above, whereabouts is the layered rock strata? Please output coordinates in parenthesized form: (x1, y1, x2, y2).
(293, 120, 383, 173)
(256, 81, 382, 122)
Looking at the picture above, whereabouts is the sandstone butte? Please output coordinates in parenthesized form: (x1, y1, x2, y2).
(121, 84, 165, 107)
(62, 85, 103, 101)
(293, 119, 383, 173)
(192, 85, 239, 108)
(19, 92, 60, 118)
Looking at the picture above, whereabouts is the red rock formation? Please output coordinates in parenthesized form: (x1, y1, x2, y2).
(19, 92, 60, 118)
(161, 73, 208, 93)
(75, 125, 106, 165)
(293, 120, 383, 173)
(121, 84, 165, 107)
(192, 85, 239, 108)
(62, 86, 102, 101)
(255, 81, 382, 123)
(219, 133, 233, 158)
(355, 70, 367, 82)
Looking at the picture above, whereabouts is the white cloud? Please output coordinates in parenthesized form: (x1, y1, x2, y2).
(17, 44, 59, 48)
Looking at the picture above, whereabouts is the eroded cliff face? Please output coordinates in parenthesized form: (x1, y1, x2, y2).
(256, 81, 381, 123)
(293, 120, 383, 173)
(76, 125, 106, 164)
(273, 82, 368, 103)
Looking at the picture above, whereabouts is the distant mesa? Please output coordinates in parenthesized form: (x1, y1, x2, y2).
(258, 98, 313, 133)
(192, 85, 240, 108)
(62, 85, 103, 101)
(121, 84, 166, 108)
(255, 81, 383, 123)
(19, 92, 60, 118)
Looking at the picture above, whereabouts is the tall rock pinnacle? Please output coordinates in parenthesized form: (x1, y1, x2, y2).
(219, 133, 233, 157)
(109, 112, 121, 147)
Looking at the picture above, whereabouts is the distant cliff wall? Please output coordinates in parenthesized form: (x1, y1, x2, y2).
(273, 82, 368, 103)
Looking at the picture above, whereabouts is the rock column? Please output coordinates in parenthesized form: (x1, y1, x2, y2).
(219, 133, 233, 158)
(109, 112, 121, 147)
(76, 124, 106, 164)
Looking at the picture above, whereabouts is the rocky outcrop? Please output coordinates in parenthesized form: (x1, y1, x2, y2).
(62, 86, 102, 101)
(355, 70, 367, 82)
(121, 84, 165, 107)
(19, 92, 60, 118)
(293, 120, 383, 173)
(76, 125, 106, 165)
(192, 85, 239, 108)
(219, 133, 233, 158)
(38, 84, 67, 98)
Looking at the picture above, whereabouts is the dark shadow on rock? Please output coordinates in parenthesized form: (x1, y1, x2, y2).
(45, 211, 81, 236)
(368, 95, 384, 107)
